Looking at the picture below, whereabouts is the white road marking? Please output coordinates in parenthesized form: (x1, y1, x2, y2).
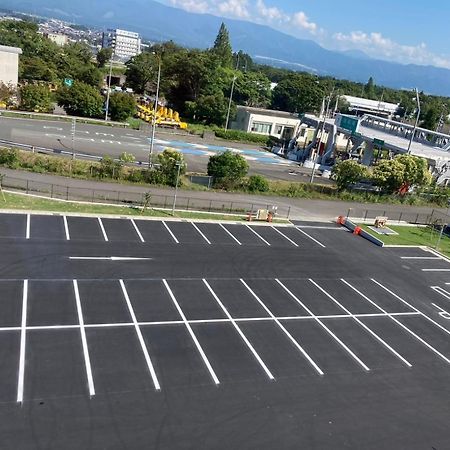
(203, 279, 275, 380)
(245, 225, 271, 246)
(17, 280, 28, 403)
(119, 280, 161, 390)
(97, 218, 109, 241)
(130, 219, 145, 243)
(162, 221, 179, 244)
(190, 222, 211, 244)
(275, 278, 369, 372)
(349, 279, 450, 365)
(219, 224, 242, 245)
(422, 269, 450, 272)
(295, 227, 326, 248)
(431, 286, 450, 300)
(270, 226, 299, 247)
(400, 256, 441, 260)
(296, 226, 345, 230)
(310, 279, 412, 367)
(43, 126, 63, 131)
(73, 280, 95, 397)
(25, 214, 30, 239)
(63, 216, 70, 240)
(163, 279, 220, 385)
(69, 257, 152, 261)
(241, 279, 324, 376)
(432, 303, 450, 320)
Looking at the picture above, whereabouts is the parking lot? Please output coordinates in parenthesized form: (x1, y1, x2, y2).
(1, 212, 450, 449)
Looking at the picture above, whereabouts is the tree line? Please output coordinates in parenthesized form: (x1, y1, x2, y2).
(0, 18, 449, 131)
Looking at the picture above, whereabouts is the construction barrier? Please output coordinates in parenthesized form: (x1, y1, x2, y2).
(336, 216, 384, 247)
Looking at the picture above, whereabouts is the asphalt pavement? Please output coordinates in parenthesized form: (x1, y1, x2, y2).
(0, 212, 450, 449)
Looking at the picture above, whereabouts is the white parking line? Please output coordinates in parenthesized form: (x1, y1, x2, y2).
(219, 224, 242, 245)
(63, 216, 70, 240)
(97, 218, 109, 242)
(73, 280, 96, 397)
(422, 269, 450, 272)
(17, 280, 28, 403)
(163, 279, 220, 385)
(271, 226, 299, 247)
(372, 279, 450, 340)
(162, 221, 179, 244)
(310, 279, 412, 367)
(119, 280, 161, 390)
(245, 225, 271, 246)
(401, 256, 441, 260)
(130, 219, 145, 243)
(190, 222, 211, 244)
(346, 279, 450, 365)
(26, 214, 30, 239)
(241, 279, 324, 376)
(295, 227, 326, 248)
(275, 279, 369, 371)
(203, 279, 275, 380)
(431, 286, 450, 300)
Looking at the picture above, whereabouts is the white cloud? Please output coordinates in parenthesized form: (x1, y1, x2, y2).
(169, 0, 210, 14)
(218, 0, 250, 19)
(290, 11, 317, 34)
(255, 0, 285, 22)
(333, 30, 450, 69)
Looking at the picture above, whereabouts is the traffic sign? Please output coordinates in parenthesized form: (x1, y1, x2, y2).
(335, 114, 360, 133)
(64, 78, 73, 87)
(373, 138, 385, 147)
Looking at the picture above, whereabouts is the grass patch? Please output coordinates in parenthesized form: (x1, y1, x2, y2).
(0, 191, 290, 222)
(360, 224, 450, 256)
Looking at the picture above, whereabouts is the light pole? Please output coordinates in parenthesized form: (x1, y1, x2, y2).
(149, 52, 162, 168)
(224, 53, 240, 131)
(310, 89, 334, 183)
(407, 88, 420, 155)
(172, 162, 182, 215)
(104, 50, 114, 121)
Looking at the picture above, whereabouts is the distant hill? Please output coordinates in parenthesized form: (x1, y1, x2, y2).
(3, 0, 450, 96)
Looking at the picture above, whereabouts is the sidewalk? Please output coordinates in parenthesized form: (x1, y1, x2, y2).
(0, 167, 443, 222)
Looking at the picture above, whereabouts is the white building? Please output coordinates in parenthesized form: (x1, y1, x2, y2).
(102, 29, 141, 60)
(43, 32, 69, 47)
(0, 45, 22, 87)
(232, 106, 301, 140)
(342, 95, 400, 118)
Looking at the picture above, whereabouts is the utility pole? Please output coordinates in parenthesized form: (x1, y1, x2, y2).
(104, 51, 114, 121)
(224, 53, 240, 131)
(171, 162, 182, 215)
(407, 88, 420, 155)
(149, 53, 162, 168)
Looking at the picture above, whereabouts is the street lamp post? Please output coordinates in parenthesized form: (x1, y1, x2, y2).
(149, 53, 162, 168)
(224, 53, 240, 131)
(172, 162, 182, 215)
(310, 89, 334, 183)
(407, 88, 420, 155)
(104, 51, 114, 121)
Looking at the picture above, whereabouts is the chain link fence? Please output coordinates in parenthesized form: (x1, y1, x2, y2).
(1, 174, 291, 218)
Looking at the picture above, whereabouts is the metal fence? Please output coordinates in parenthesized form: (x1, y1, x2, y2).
(346, 207, 450, 226)
(1, 174, 290, 218)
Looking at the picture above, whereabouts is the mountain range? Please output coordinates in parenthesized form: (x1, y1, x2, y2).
(3, 0, 450, 97)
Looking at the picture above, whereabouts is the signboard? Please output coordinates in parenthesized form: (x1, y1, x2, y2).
(64, 78, 73, 87)
(335, 114, 360, 133)
(373, 138, 385, 147)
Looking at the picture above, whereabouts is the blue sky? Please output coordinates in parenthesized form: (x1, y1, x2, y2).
(163, 0, 449, 68)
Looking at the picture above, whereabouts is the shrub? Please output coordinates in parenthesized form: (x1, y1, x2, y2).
(0, 148, 19, 168)
(207, 150, 249, 189)
(247, 174, 269, 192)
(214, 129, 270, 145)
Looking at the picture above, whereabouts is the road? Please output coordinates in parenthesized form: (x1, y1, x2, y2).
(0, 116, 326, 183)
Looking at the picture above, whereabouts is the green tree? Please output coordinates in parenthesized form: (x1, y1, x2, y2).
(96, 48, 113, 68)
(0, 82, 17, 106)
(125, 52, 156, 94)
(19, 84, 53, 112)
(109, 92, 136, 121)
(233, 51, 253, 72)
(372, 154, 431, 193)
(247, 174, 269, 192)
(331, 160, 369, 191)
(364, 77, 376, 100)
(207, 150, 249, 188)
(234, 72, 271, 108)
(272, 74, 323, 113)
(211, 22, 233, 68)
(156, 149, 186, 186)
(57, 81, 103, 117)
(185, 92, 230, 126)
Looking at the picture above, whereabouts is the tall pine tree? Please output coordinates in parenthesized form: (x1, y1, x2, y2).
(212, 22, 233, 68)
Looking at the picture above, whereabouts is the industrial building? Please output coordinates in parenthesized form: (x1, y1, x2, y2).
(0, 45, 22, 87)
(102, 29, 141, 60)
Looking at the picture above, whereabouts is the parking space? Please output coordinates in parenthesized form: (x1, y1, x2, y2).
(29, 214, 66, 240)
(164, 221, 208, 245)
(66, 216, 104, 241)
(101, 218, 141, 243)
(0, 213, 26, 238)
(3, 275, 450, 402)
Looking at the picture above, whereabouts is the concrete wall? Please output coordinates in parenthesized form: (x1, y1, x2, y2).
(0, 45, 22, 87)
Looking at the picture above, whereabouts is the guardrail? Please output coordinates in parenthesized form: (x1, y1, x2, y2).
(0, 174, 290, 218)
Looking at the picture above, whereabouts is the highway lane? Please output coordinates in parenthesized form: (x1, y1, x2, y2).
(0, 116, 325, 182)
